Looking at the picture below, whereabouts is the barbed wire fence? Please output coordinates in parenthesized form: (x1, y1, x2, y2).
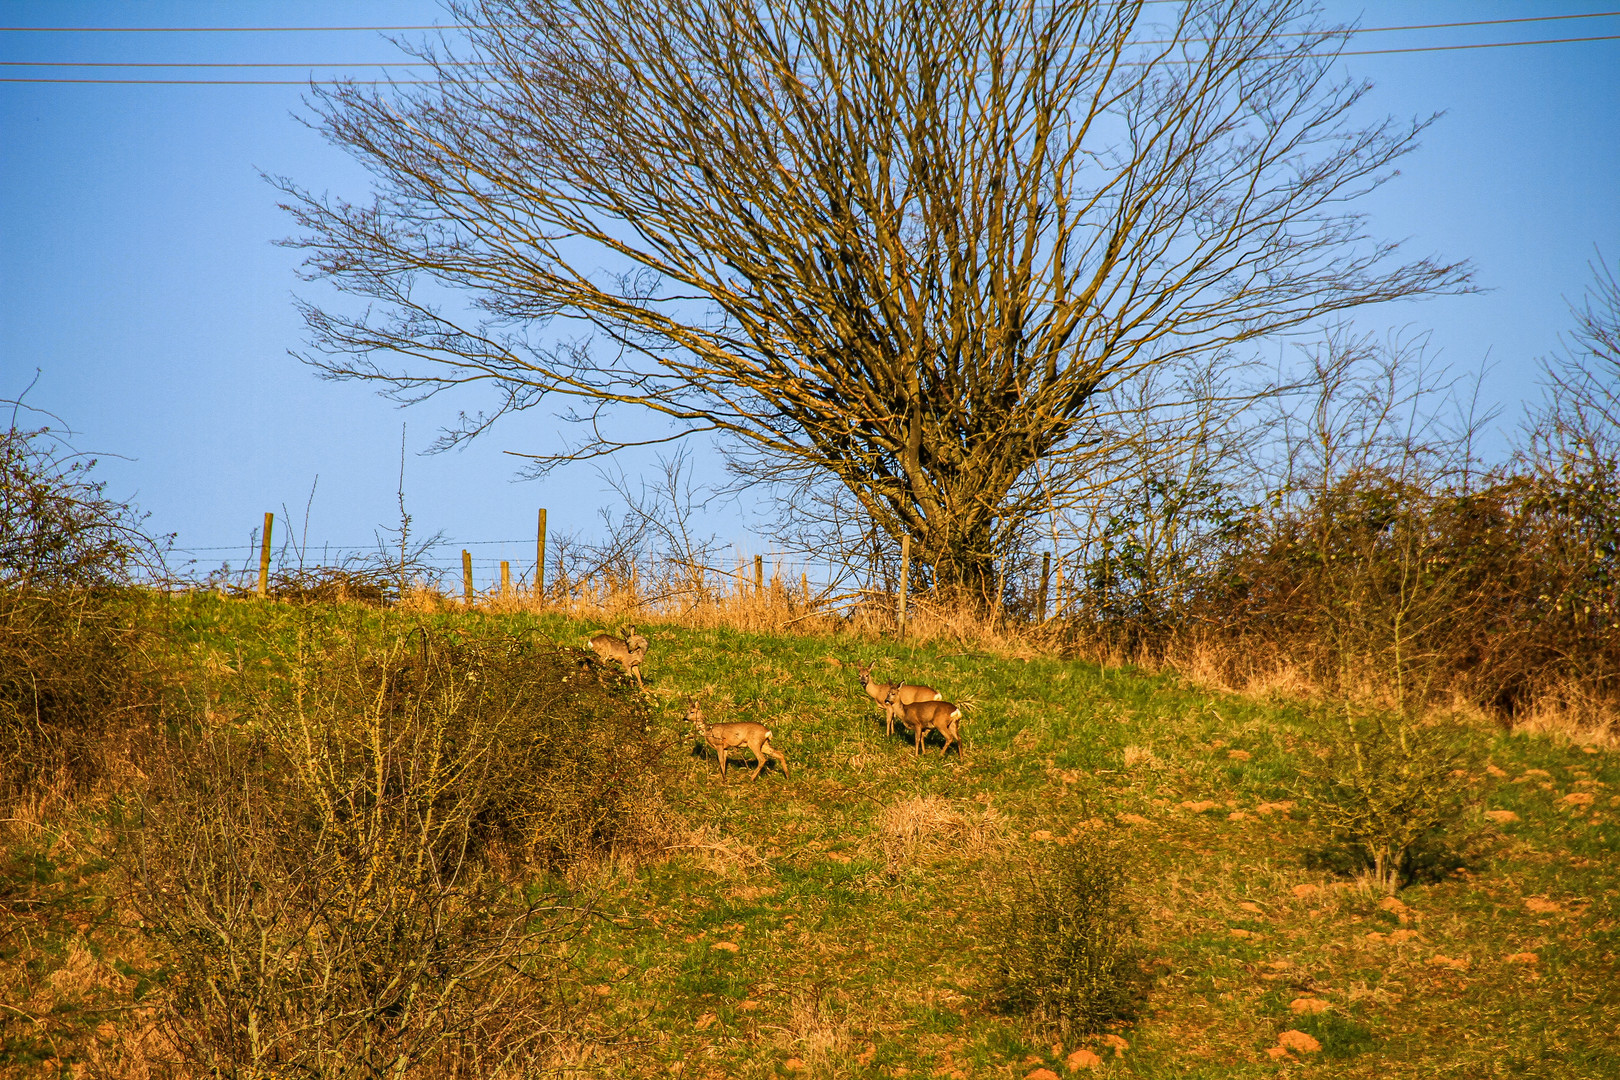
(162, 507, 927, 620)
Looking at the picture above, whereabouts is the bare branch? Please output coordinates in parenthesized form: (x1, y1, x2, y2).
(283, 0, 1472, 595)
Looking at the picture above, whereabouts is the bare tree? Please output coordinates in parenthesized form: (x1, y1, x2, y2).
(1058, 358, 1263, 624)
(280, 0, 1470, 599)
(1533, 252, 1620, 454)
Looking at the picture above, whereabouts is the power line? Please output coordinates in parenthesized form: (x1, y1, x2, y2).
(7, 9, 1617, 67)
(2, 10, 1616, 85)
(0, 25, 457, 34)
(25, 1, 1620, 33)
(2, 8, 1616, 36)
(1354, 10, 1619, 34)
(4, 32, 1617, 83)
(1339, 31, 1620, 56)
(0, 77, 445, 85)
(0, 60, 437, 68)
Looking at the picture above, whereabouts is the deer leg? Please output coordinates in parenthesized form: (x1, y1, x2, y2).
(749, 745, 767, 781)
(717, 747, 729, 780)
(758, 739, 786, 780)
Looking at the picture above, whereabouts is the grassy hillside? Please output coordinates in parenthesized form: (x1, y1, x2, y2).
(4, 593, 1617, 1078)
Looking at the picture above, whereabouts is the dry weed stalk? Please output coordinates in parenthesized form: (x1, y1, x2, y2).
(779, 989, 853, 1071)
(674, 822, 769, 878)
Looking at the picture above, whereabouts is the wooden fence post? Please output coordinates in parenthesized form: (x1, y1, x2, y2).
(257, 512, 274, 599)
(500, 560, 511, 598)
(462, 550, 474, 603)
(1054, 556, 1066, 620)
(536, 508, 547, 599)
(1037, 551, 1051, 622)
(754, 554, 764, 595)
(897, 534, 911, 640)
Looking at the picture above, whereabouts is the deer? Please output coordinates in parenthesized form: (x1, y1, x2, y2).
(857, 661, 943, 738)
(883, 684, 963, 758)
(686, 697, 789, 782)
(586, 625, 648, 688)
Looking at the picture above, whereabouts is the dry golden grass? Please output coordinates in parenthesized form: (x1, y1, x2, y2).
(1511, 690, 1619, 749)
(450, 561, 1054, 655)
(1097, 630, 1618, 748)
(674, 822, 771, 878)
(787, 990, 858, 1073)
(874, 794, 1011, 877)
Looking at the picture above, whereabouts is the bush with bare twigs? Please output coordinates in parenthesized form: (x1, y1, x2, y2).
(121, 622, 669, 1076)
(0, 401, 166, 799)
(1297, 704, 1472, 894)
(992, 830, 1146, 1039)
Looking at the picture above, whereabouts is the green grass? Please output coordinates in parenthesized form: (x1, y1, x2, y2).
(5, 592, 1618, 1078)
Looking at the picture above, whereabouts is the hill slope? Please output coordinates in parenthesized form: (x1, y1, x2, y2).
(4, 594, 1616, 1078)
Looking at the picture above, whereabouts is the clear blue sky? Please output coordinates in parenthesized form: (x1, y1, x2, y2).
(2, 2, 1618, 584)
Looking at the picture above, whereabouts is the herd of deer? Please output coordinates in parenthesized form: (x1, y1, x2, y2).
(587, 626, 963, 782)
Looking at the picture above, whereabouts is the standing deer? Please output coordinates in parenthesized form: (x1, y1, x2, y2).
(857, 661, 942, 738)
(686, 697, 789, 782)
(587, 625, 648, 688)
(883, 684, 963, 758)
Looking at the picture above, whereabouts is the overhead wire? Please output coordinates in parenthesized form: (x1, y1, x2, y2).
(1, 7, 1616, 35)
(9, 7, 1615, 63)
(0, 10, 1616, 83)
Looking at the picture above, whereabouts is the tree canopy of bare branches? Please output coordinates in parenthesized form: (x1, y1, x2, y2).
(281, 0, 1469, 597)
(1534, 253, 1620, 453)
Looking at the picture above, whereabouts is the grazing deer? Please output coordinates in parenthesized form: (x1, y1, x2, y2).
(857, 661, 942, 737)
(686, 697, 789, 782)
(883, 684, 963, 758)
(587, 625, 648, 688)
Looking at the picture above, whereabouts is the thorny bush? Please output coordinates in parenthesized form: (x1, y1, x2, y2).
(992, 829, 1146, 1040)
(1298, 705, 1471, 894)
(0, 409, 165, 798)
(124, 621, 669, 1076)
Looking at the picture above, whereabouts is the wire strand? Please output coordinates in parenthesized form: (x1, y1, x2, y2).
(2, 7, 1616, 35)
(4, 32, 1618, 84)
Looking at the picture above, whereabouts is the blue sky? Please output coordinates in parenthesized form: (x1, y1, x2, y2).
(2, 2, 1617, 585)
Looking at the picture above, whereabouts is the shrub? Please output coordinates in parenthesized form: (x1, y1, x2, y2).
(1, 407, 162, 589)
(992, 830, 1146, 1038)
(246, 619, 668, 871)
(0, 408, 164, 799)
(0, 588, 146, 799)
(123, 621, 667, 1076)
(129, 726, 583, 1078)
(1298, 705, 1469, 893)
(1208, 465, 1620, 720)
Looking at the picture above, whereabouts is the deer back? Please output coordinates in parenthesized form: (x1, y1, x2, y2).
(702, 720, 772, 750)
(896, 683, 942, 706)
(902, 700, 960, 732)
(588, 633, 626, 660)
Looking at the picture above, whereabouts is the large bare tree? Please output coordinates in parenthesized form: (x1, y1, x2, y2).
(281, 0, 1469, 597)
